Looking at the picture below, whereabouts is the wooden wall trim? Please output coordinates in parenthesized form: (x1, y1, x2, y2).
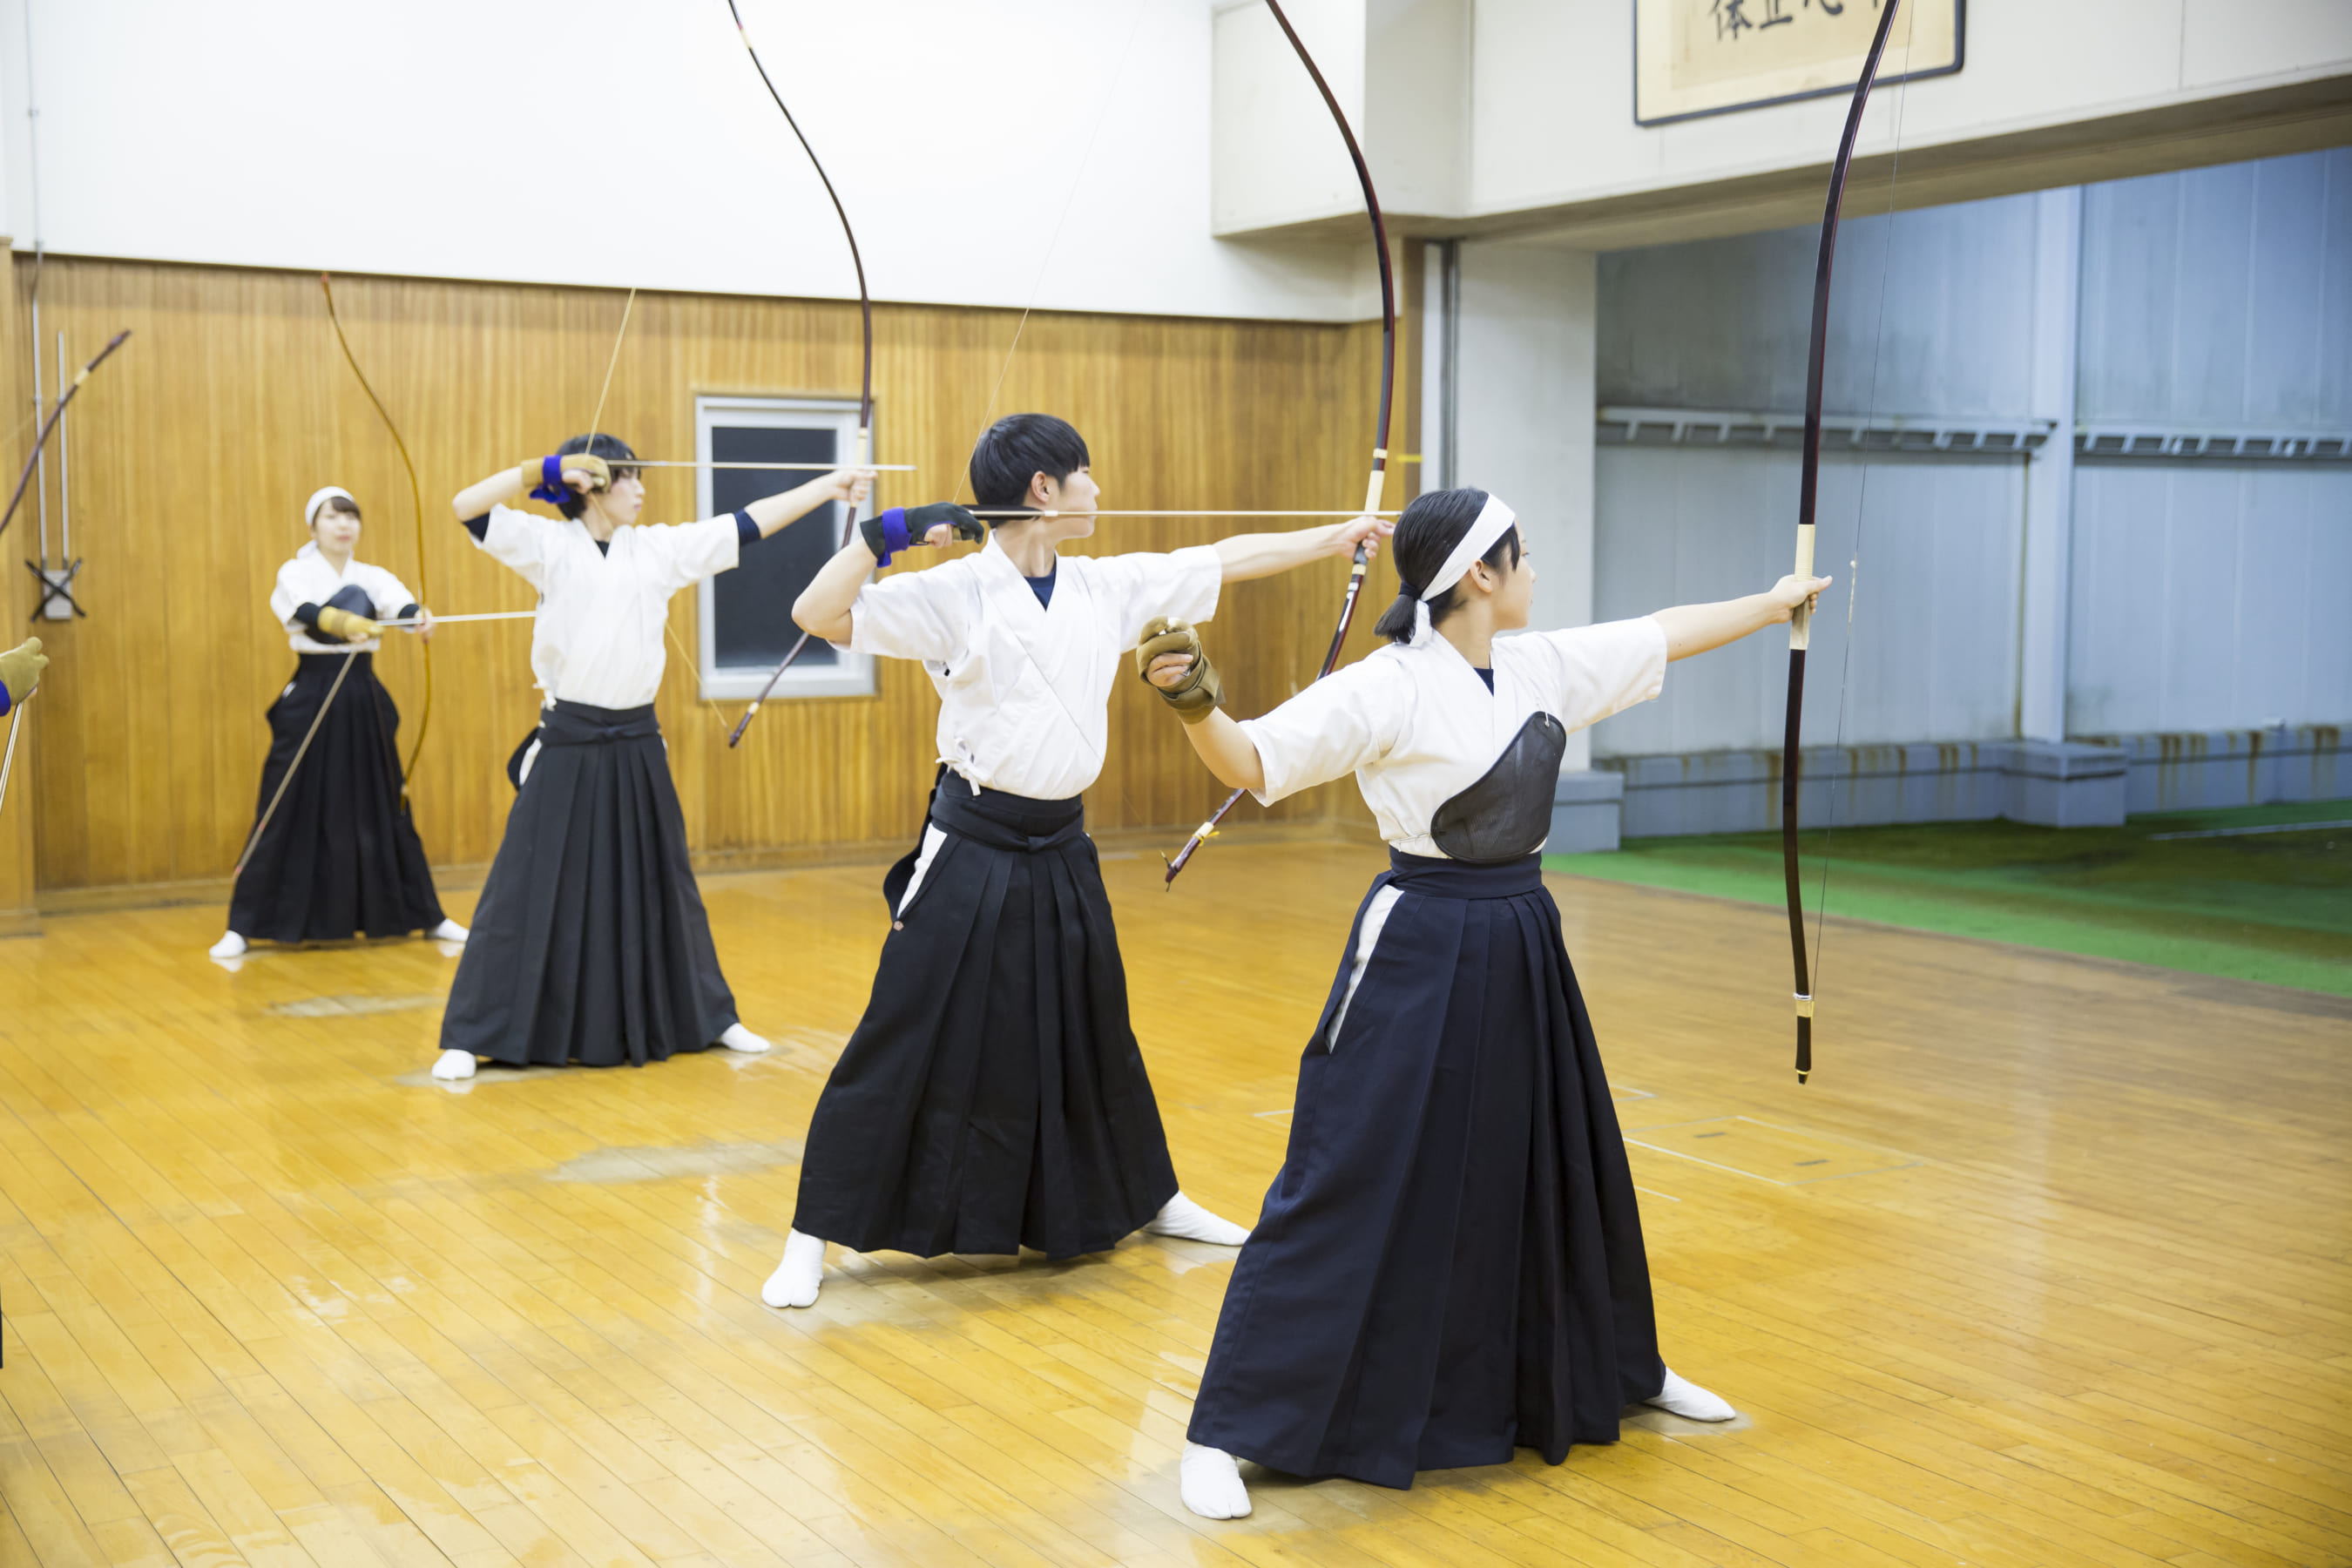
(17, 255, 1402, 893)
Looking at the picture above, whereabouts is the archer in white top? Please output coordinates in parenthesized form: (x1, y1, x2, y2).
(795, 460, 1391, 803)
(449, 448, 873, 713)
(271, 542, 421, 655)
(1154, 498, 1829, 852)
(836, 533, 1224, 801)
(1239, 617, 1668, 857)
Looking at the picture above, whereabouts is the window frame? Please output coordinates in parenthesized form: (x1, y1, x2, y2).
(693, 394, 875, 701)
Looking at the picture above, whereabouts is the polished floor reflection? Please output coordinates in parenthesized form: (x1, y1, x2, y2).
(1, 840, 2345, 1565)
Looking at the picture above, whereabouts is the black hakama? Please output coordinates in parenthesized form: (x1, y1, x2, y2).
(227, 652, 448, 943)
(437, 700, 738, 1067)
(792, 778, 1179, 1259)
(1186, 850, 1665, 1490)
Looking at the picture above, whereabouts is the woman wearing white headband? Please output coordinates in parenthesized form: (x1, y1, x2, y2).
(211, 487, 466, 959)
(1137, 484, 1828, 1517)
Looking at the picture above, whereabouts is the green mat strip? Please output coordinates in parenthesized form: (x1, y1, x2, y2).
(1544, 803, 2352, 997)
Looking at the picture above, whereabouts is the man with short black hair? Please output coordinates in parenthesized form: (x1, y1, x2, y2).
(764, 412, 1393, 1308)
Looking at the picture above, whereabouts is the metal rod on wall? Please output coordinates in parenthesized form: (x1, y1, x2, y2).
(54, 332, 68, 561)
(28, 255, 44, 568)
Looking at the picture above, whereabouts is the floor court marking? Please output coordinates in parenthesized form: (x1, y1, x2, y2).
(1624, 1114, 1924, 1186)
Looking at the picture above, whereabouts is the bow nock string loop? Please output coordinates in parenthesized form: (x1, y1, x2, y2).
(723, 0, 877, 747)
(321, 274, 431, 797)
(1162, 0, 1397, 888)
(1783, 0, 1908, 1083)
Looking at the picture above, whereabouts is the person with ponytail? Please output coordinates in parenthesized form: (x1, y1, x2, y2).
(1137, 485, 1828, 1517)
(211, 487, 463, 960)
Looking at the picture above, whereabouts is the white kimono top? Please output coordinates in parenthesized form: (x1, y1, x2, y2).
(839, 532, 1223, 800)
(1240, 617, 1670, 859)
(473, 503, 743, 711)
(270, 543, 416, 654)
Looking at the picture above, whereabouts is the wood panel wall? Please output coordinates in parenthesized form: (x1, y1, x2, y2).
(13, 254, 1409, 892)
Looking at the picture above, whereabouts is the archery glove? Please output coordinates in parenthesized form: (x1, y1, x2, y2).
(1135, 618, 1223, 725)
(521, 453, 611, 499)
(860, 503, 985, 566)
(315, 606, 382, 642)
(0, 637, 46, 706)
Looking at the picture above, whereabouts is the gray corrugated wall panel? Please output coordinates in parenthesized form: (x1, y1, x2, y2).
(1592, 446, 2024, 756)
(2068, 463, 2352, 733)
(1597, 194, 2038, 416)
(2078, 150, 2352, 428)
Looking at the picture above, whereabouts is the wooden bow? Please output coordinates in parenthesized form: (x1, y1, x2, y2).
(0, 331, 130, 545)
(1782, 0, 1906, 1083)
(1163, 0, 1395, 887)
(722, 0, 876, 747)
(321, 273, 433, 797)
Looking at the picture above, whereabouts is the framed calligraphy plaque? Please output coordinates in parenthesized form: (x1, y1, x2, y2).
(1633, 0, 1963, 126)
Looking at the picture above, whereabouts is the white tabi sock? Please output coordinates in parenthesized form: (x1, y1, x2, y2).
(1179, 1443, 1251, 1519)
(1646, 1369, 1736, 1421)
(718, 1023, 771, 1054)
(429, 918, 469, 942)
(430, 1049, 477, 1081)
(208, 931, 247, 959)
(1146, 1192, 1249, 1247)
(761, 1228, 826, 1308)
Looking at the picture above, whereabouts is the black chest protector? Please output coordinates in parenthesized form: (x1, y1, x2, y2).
(1429, 712, 1567, 863)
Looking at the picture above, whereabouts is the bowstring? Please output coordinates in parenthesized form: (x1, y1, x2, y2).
(1808, 0, 1918, 1004)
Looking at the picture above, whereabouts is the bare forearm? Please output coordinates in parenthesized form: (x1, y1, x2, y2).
(792, 537, 878, 643)
(1179, 709, 1267, 792)
(1652, 592, 1791, 661)
(1213, 523, 1350, 583)
(745, 476, 853, 540)
(452, 468, 526, 521)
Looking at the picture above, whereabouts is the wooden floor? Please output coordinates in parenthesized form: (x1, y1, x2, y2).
(1, 840, 2347, 1567)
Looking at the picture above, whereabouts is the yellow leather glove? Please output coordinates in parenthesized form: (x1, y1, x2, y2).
(0, 637, 46, 706)
(315, 605, 382, 641)
(1134, 618, 1223, 725)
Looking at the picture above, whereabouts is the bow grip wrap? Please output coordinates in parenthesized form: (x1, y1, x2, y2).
(1135, 618, 1224, 724)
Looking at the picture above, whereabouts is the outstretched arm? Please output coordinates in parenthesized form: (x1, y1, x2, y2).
(741, 469, 871, 541)
(1137, 622, 1267, 790)
(1213, 515, 1390, 584)
(1652, 574, 1831, 661)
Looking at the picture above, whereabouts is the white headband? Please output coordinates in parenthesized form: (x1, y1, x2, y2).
(1406, 494, 1517, 645)
(305, 486, 355, 529)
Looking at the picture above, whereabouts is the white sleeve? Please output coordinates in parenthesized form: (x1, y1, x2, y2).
(842, 565, 968, 665)
(1234, 659, 1402, 806)
(640, 514, 743, 593)
(476, 503, 556, 588)
(1517, 617, 1669, 731)
(267, 563, 305, 632)
(362, 564, 416, 618)
(1094, 545, 1224, 651)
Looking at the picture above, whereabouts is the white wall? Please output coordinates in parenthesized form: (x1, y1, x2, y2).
(1470, 0, 2352, 224)
(0, 0, 1372, 321)
(1452, 240, 1598, 766)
